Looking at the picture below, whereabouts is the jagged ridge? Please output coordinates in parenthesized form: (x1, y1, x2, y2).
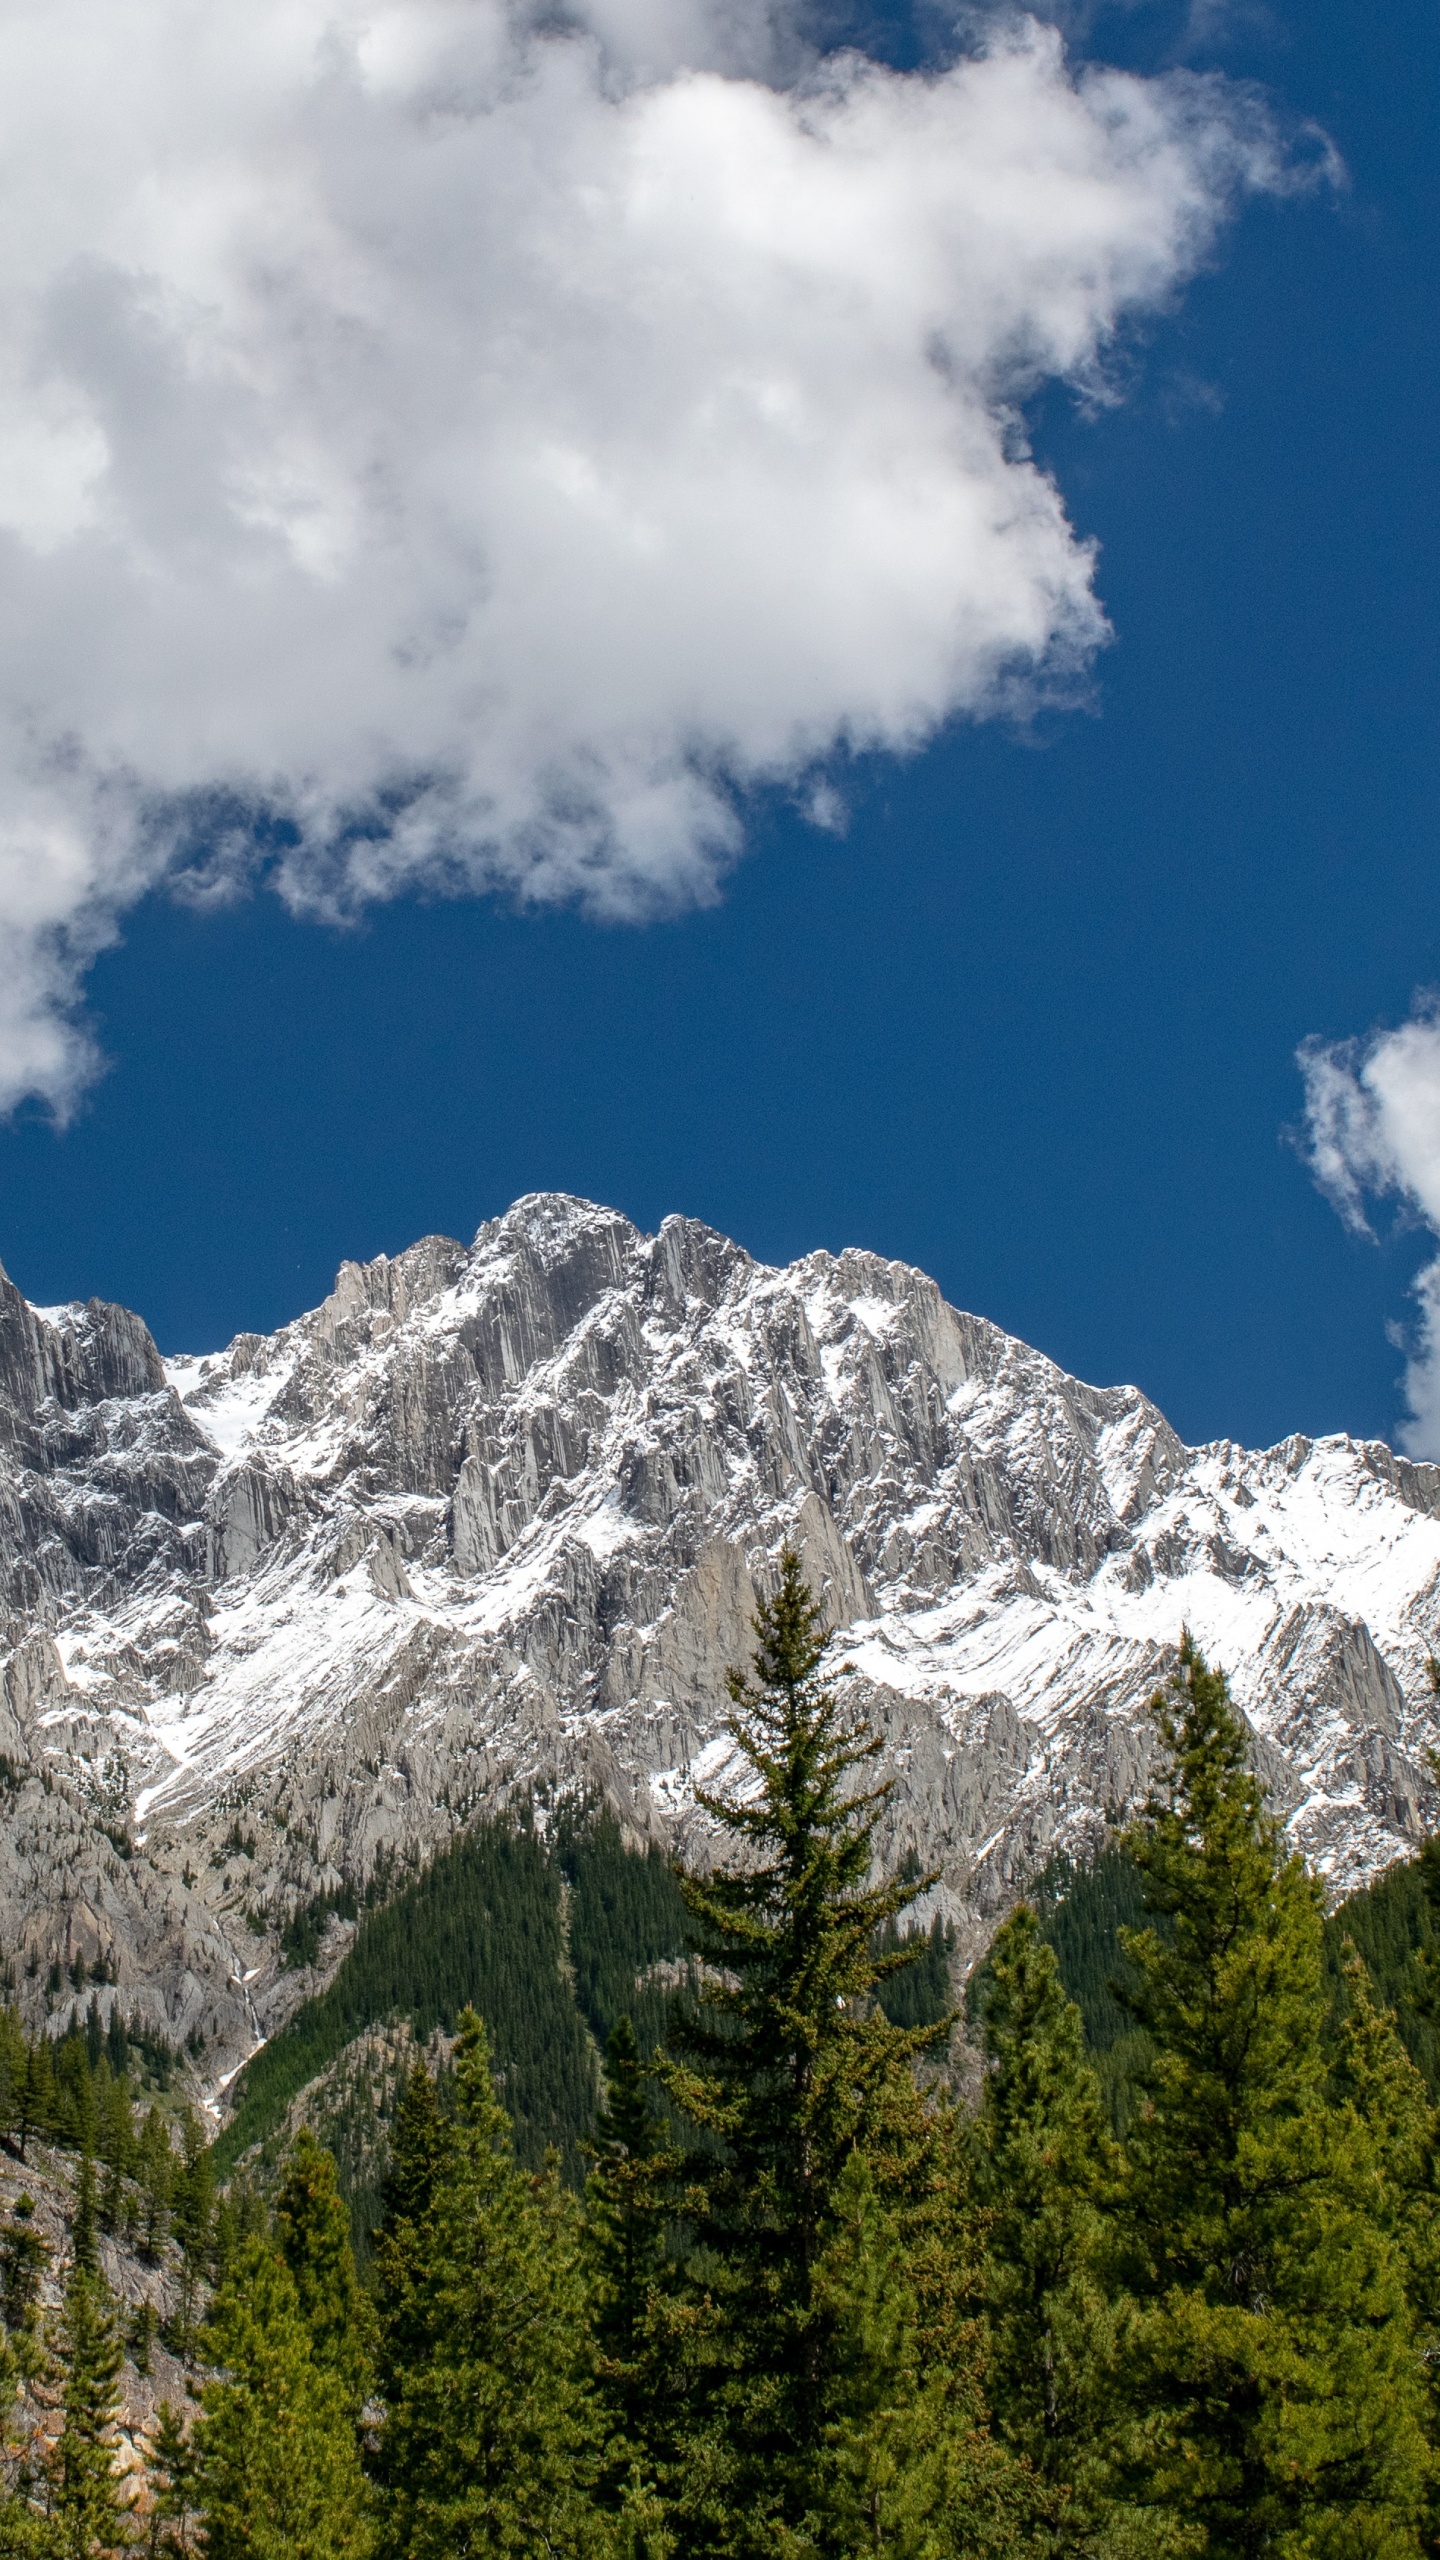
(0, 1193, 1436, 2100)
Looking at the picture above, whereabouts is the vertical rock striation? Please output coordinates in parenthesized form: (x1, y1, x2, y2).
(0, 1195, 1435, 2088)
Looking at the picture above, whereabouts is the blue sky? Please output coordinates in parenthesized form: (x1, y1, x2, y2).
(0, 0, 1434, 1457)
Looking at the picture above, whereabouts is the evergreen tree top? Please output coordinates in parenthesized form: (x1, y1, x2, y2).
(1120, 1632, 1327, 2139)
(683, 1548, 940, 2008)
(275, 2128, 375, 2411)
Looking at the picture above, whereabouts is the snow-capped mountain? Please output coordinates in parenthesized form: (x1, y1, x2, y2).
(3, 1192, 1439, 2085)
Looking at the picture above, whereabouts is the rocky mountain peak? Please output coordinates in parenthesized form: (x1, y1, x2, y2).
(0, 1196, 1436, 2093)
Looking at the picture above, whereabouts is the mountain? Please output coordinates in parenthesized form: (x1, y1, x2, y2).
(2, 1190, 1439, 2102)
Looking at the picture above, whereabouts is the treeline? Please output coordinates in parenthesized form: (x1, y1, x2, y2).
(985, 1810, 1440, 2127)
(10, 1555, 1440, 2554)
(219, 1795, 955, 2204)
(0, 2000, 260, 2359)
(214, 1804, 692, 2187)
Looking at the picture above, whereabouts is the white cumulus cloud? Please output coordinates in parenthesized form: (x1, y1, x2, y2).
(0, 0, 1299, 1112)
(1299, 1008, 1440, 1460)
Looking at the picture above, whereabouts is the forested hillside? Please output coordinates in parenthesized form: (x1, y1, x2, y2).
(8, 1559, 1440, 2557)
(983, 1814, 1440, 2123)
(216, 1797, 956, 2220)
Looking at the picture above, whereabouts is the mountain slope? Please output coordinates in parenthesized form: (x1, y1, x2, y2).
(0, 1192, 1437, 2100)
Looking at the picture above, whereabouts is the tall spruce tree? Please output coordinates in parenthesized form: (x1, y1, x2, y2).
(975, 1907, 1131, 2553)
(800, 2147, 1004, 2560)
(974, 1904, 1180, 2560)
(144, 2402, 199, 2557)
(372, 2010, 608, 2560)
(1331, 1946, 1440, 2543)
(46, 2267, 130, 2559)
(587, 2015, 679, 2458)
(169, 2116, 212, 2358)
(653, 1551, 992, 2557)
(13, 2043, 51, 2164)
(192, 2237, 371, 2560)
(1, 2203, 49, 2340)
(369, 2059, 454, 2433)
(274, 2131, 374, 2414)
(1115, 1636, 1431, 2560)
(67, 2162, 97, 2282)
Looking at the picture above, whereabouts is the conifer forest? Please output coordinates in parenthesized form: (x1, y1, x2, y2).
(5, 1553, 1440, 2557)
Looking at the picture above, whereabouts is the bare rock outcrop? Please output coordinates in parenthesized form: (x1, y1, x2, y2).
(0, 1194, 1435, 2100)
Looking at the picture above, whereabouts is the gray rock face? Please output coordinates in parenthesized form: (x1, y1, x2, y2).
(1, 1193, 1439, 2097)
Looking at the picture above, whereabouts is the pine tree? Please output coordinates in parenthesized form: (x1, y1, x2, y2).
(51, 2046, 95, 2161)
(651, 1551, 985, 2556)
(104, 2009, 127, 2084)
(0, 2481, 61, 2558)
(274, 2130, 374, 2413)
(170, 2115, 212, 2263)
(168, 2114, 212, 2361)
(47, 2267, 131, 2559)
(144, 2402, 198, 2557)
(1330, 1946, 1440, 2544)
(96, 2068, 134, 2201)
(68, 2161, 97, 2282)
(373, 2010, 607, 2560)
(208, 2176, 267, 2292)
(1115, 1636, 1431, 2559)
(0, 2203, 48, 2338)
(192, 2237, 370, 2560)
(135, 2113, 170, 2265)
(0, 2011, 25, 2153)
(127, 2301, 158, 2380)
(801, 2148, 998, 2560)
(975, 1905, 1145, 2560)
(0, 2275, 57, 2558)
(370, 2059, 453, 2422)
(587, 2014, 679, 2455)
(12, 2044, 52, 2165)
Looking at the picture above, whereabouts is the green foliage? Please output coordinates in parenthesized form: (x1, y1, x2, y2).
(970, 1846, 1154, 2132)
(803, 2149, 1007, 2560)
(145, 2401, 200, 2556)
(67, 2160, 96, 2280)
(47, 2268, 131, 2559)
(193, 2237, 371, 2560)
(872, 1912, 956, 2033)
(370, 2062, 454, 2421)
(166, 2112, 213, 2356)
(0, 2203, 48, 2336)
(975, 1906, 1133, 2555)
(586, 2015, 680, 2458)
(649, 1550, 980, 2557)
(274, 2130, 374, 2413)
(1027, 1849, 1149, 2052)
(554, 1804, 692, 2057)
(218, 1815, 598, 2181)
(1325, 1854, 1440, 2092)
(14, 1572, 1437, 2560)
(373, 2011, 608, 2560)
(280, 1886, 359, 1974)
(1025, 1834, 1440, 2115)
(1114, 1637, 1431, 2559)
(217, 1802, 695, 2194)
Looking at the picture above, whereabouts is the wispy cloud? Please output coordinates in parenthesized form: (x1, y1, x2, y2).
(0, 0, 1308, 1113)
(1299, 1005, 1440, 1459)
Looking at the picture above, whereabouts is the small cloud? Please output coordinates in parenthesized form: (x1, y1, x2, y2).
(1157, 366, 1225, 423)
(802, 780, 849, 836)
(1297, 1001, 1440, 1457)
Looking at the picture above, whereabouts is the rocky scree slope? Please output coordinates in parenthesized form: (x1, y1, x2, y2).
(0, 1192, 1438, 2100)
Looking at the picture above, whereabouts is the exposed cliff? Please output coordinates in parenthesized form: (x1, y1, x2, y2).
(1, 1194, 1437, 2105)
